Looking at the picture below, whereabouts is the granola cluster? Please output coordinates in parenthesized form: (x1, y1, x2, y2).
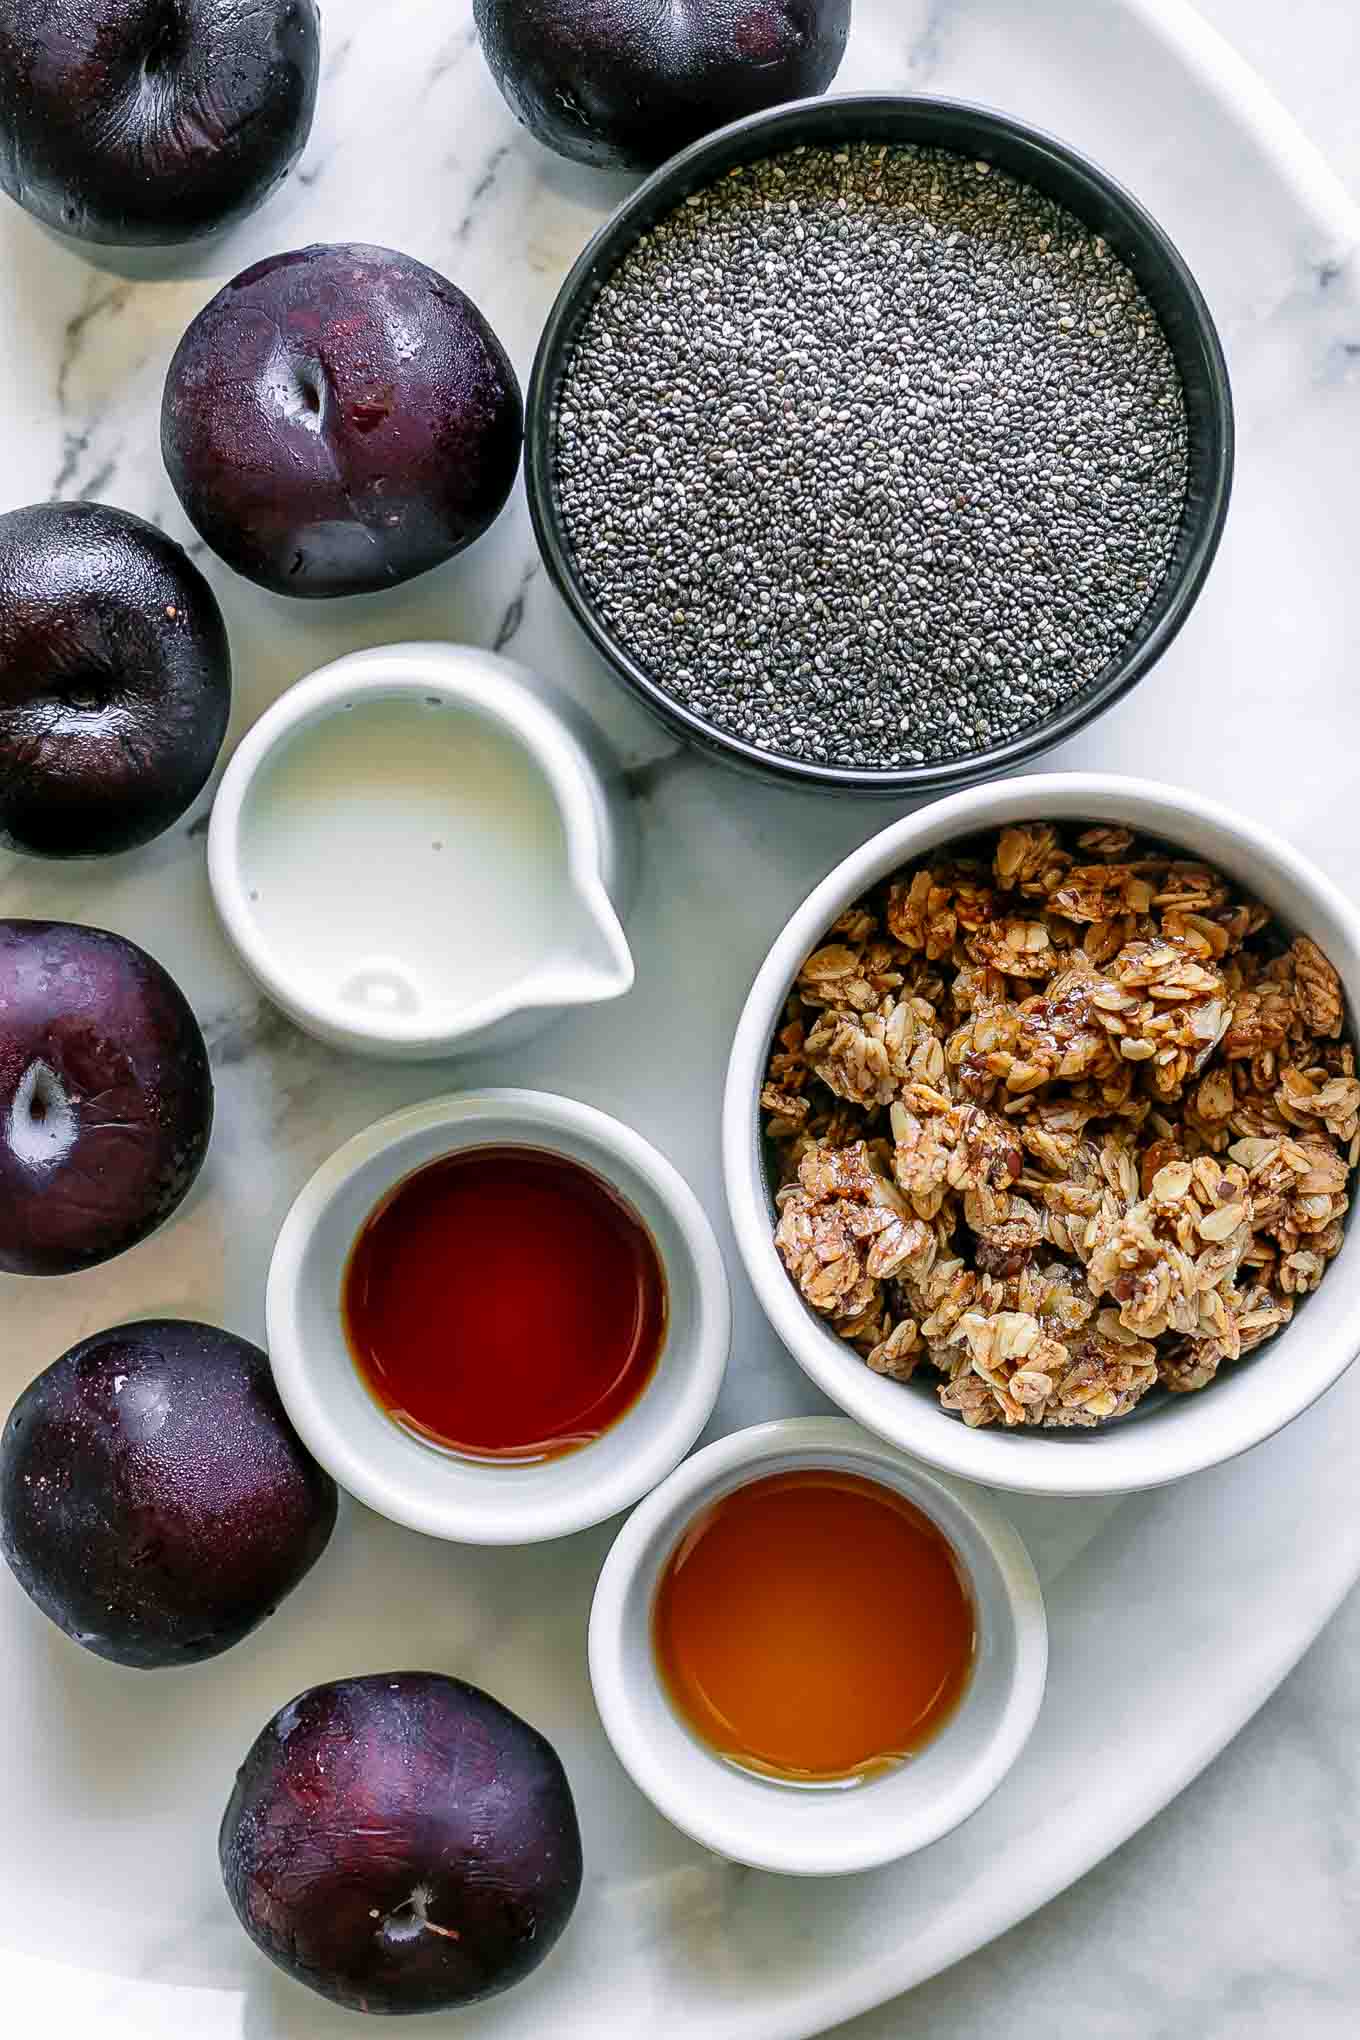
(765, 824, 1357, 1429)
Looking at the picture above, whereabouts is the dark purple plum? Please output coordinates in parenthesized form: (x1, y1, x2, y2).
(0, 0, 319, 246)
(221, 1672, 584, 2013)
(0, 502, 231, 858)
(0, 1320, 337, 1668)
(161, 243, 525, 599)
(474, 0, 852, 171)
(0, 919, 213, 1276)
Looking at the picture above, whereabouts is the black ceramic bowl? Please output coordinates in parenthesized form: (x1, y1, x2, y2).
(526, 94, 1234, 796)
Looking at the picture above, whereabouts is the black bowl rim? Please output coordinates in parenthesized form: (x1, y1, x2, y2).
(525, 91, 1236, 795)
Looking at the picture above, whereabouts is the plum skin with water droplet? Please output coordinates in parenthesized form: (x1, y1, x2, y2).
(0, 918, 214, 1277)
(220, 1672, 584, 2013)
(0, 1320, 338, 1669)
(0, 0, 320, 245)
(161, 243, 525, 599)
(0, 502, 232, 859)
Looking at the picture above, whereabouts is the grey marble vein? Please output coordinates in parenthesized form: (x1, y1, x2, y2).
(50, 427, 90, 496)
(491, 556, 539, 652)
(904, 0, 955, 84)
(56, 281, 130, 411)
(200, 997, 299, 1069)
(454, 141, 513, 242)
(424, 22, 480, 98)
(76, 457, 118, 503)
(622, 747, 693, 804)
(322, 32, 353, 82)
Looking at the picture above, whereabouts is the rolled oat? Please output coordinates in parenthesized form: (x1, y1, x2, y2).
(765, 823, 1356, 1429)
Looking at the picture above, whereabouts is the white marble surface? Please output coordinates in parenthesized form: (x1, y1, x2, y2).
(1, 2, 1359, 2036)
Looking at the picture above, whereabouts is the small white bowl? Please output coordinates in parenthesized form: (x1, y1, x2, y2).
(208, 642, 636, 1061)
(589, 1417, 1047, 1876)
(266, 1089, 730, 1544)
(725, 772, 1360, 1498)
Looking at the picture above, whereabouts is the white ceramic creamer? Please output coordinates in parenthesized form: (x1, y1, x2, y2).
(207, 643, 636, 1059)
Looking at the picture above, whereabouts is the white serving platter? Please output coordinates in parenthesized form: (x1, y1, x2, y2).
(2, 1, 1359, 2035)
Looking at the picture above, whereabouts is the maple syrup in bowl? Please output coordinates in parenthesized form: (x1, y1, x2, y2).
(266, 1090, 731, 1545)
(590, 1418, 1048, 1874)
(653, 1468, 975, 1788)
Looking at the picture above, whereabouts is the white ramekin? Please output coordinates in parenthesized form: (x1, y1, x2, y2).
(207, 642, 636, 1061)
(266, 1090, 730, 1543)
(589, 1417, 1047, 1875)
(724, 773, 1360, 1498)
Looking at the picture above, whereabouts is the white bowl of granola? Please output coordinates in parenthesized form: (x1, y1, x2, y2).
(723, 774, 1360, 1496)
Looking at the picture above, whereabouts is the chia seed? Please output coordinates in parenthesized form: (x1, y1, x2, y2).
(554, 142, 1190, 771)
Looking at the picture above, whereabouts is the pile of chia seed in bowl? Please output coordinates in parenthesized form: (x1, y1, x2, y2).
(554, 141, 1190, 773)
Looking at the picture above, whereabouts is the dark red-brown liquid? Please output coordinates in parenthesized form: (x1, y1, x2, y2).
(343, 1146, 667, 1462)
